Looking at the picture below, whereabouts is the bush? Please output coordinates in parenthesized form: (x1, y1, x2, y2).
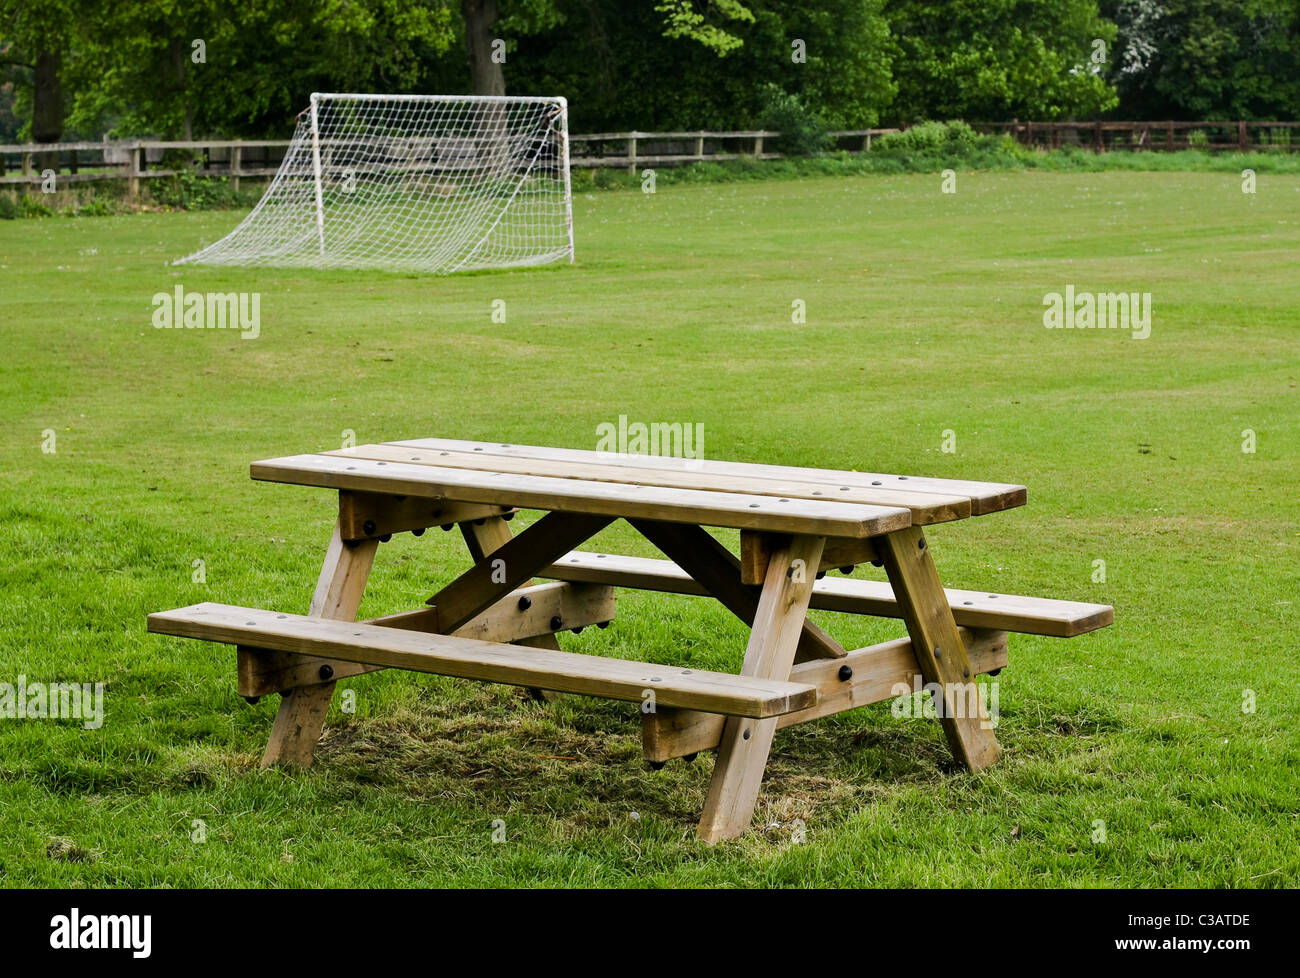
(760, 85, 830, 157)
(152, 167, 266, 209)
(875, 120, 979, 153)
(0, 194, 17, 219)
(20, 194, 55, 218)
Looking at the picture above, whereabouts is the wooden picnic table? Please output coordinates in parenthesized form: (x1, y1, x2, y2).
(149, 437, 1113, 842)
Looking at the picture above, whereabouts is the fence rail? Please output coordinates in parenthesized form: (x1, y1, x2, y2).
(975, 120, 1300, 153)
(1, 121, 1296, 193)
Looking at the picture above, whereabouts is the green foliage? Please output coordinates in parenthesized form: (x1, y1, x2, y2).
(887, 0, 1119, 121)
(1103, 0, 1300, 120)
(0, 192, 16, 218)
(18, 192, 54, 217)
(760, 85, 830, 156)
(147, 168, 256, 211)
(654, 0, 755, 54)
(875, 120, 978, 152)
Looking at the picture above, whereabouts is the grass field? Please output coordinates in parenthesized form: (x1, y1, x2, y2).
(2, 169, 1298, 887)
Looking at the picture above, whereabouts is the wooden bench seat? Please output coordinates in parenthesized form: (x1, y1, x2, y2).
(147, 602, 819, 719)
(543, 551, 1113, 638)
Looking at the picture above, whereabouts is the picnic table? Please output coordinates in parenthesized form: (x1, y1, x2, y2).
(149, 437, 1113, 843)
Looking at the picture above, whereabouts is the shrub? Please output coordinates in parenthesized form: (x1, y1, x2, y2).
(760, 85, 831, 157)
(875, 120, 979, 153)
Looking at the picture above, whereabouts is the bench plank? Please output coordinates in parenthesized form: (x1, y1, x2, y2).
(391, 437, 1027, 515)
(543, 551, 1114, 638)
(251, 453, 911, 539)
(333, 444, 971, 524)
(149, 603, 819, 719)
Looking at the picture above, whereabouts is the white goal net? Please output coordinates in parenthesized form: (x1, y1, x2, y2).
(176, 93, 574, 273)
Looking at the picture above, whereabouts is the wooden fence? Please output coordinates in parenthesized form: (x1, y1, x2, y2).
(0, 129, 899, 191)
(1, 121, 1295, 193)
(977, 120, 1300, 153)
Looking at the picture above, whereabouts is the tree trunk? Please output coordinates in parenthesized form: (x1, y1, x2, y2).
(32, 49, 63, 173)
(170, 38, 193, 140)
(462, 0, 505, 95)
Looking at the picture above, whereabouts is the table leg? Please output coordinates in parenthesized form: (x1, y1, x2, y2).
(461, 514, 561, 701)
(697, 533, 825, 843)
(260, 521, 378, 767)
(876, 526, 1000, 771)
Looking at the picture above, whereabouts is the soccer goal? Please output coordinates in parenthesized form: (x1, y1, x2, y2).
(176, 93, 574, 274)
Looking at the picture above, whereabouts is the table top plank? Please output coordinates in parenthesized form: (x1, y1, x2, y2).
(331, 444, 971, 524)
(390, 437, 1027, 515)
(251, 453, 912, 538)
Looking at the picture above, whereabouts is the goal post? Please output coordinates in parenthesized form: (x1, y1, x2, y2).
(176, 92, 575, 274)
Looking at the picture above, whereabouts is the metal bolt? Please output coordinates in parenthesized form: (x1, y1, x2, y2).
(742, 728, 751, 740)
(362, 520, 377, 535)
(989, 668, 1002, 677)
(440, 524, 453, 531)
(933, 647, 942, 659)
(378, 533, 392, 543)
(648, 760, 665, 771)
(243, 695, 260, 705)
(918, 537, 927, 550)
(319, 664, 334, 680)
(550, 615, 563, 631)
(412, 527, 425, 537)
(597, 621, 610, 629)
(502, 511, 515, 522)
(839, 566, 853, 574)
(683, 753, 698, 764)
(963, 667, 971, 678)
(870, 559, 883, 567)
(518, 595, 532, 611)
(837, 665, 853, 682)
(572, 626, 584, 634)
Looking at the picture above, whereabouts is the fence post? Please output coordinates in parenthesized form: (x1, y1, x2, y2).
(1094, 121, 1103, 154)
(1166, 121, 1175, 152)
(231, 145, 241, 191)
(1238, 121, 1248, 151)
(627, 134, 637, 175)
(128, 142, 141, 198)
(695, 132, 704, 161)
(754, 134, 764, 156)
(21, 151, 32, 178)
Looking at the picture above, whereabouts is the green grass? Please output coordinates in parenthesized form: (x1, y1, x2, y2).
(1, 169, 1298, 887)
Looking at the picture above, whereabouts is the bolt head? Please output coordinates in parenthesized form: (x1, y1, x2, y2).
(837, 665, 853, 682)
(518, 595, 532, 610)
(319, 664, 334, 680)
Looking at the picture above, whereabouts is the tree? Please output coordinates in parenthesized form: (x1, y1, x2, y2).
(0, 0, 83, 160)
(1102, 0, 1300, 120)
(63, 0, 456, 139)
(885, 0, 1118, 121)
